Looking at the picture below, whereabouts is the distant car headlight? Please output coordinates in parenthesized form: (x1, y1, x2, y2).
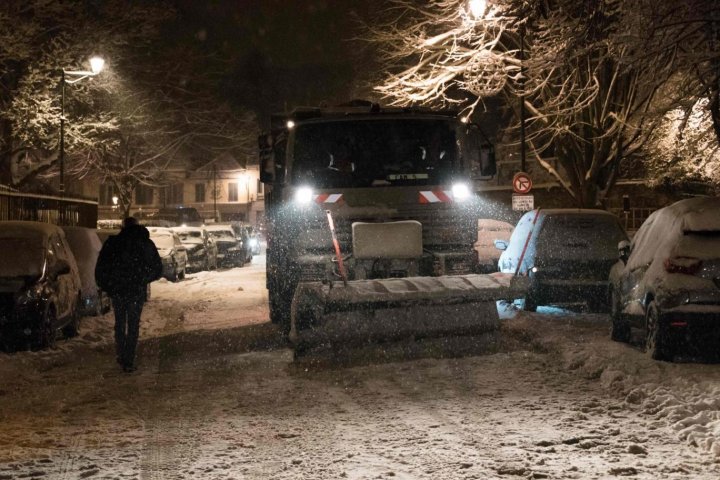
(294, 186, 314, 205)
(451, 183, 472, 202)
(248, 238, 258, 248)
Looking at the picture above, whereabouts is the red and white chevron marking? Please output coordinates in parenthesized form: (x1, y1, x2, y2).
(419, 190, 453, 203)
(314, 193, 344, 204)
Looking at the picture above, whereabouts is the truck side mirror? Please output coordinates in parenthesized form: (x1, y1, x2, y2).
(479, 144, 496, 177)
(258, 133, 275, 184)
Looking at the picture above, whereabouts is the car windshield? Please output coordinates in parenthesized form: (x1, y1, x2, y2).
(177, 231, 203, 244)
(0, 238, 45, 277)
(151, 234, 175, 249)
(208, 230, 235, 241)
(537, 215, 626, 259)
(290, 118, 460, 188)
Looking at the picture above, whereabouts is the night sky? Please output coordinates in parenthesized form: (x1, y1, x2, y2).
(173, 0, 383, 125)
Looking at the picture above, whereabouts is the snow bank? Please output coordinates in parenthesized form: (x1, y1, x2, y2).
(504, 312, 720, 458)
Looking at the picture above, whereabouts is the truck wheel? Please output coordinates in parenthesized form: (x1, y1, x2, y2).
(269, 288, 292, 334)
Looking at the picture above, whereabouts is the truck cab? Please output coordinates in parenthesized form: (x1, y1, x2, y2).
(260, 103, 498, 328)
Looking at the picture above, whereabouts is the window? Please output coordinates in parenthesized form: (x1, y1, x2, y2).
(228, 182, 238, 202)
(163, 183, 184, 205)
(135, 185, 154, 205)
(99, 184, 115, 205)
(195, 183, 206, 203)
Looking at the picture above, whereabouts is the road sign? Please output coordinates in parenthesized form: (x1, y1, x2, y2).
(512, 172, 533, 194)
(512, 194, 534, 212)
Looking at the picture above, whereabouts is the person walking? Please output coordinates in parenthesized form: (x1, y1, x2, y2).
(95, 217, 162, 372)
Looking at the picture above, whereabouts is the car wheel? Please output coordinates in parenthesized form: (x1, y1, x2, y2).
(62, 296, 81, 338)
(34, 305, 57, 350)
(645, 300, 673, 361)
(610, 289, 630, 343)
(523, 295, 538, 312)
(169, 260, 179, 282)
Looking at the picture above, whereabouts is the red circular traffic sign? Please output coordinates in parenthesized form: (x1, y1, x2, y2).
(512, 172, 533, 194)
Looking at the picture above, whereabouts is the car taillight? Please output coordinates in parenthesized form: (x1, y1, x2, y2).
(664, 256, 702, 275)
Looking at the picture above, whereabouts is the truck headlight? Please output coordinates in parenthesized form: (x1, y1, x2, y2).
(295, 186, 314, 205)
(451, 182, 471, 202)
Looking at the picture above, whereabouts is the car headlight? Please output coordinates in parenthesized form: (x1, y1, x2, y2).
(248, 238, 258, 247)
(451, 182, 472, 202)
(18, 284, 44, 304)
(294, 186, 314, 205)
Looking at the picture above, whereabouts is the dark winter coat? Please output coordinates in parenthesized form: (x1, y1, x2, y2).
(95, 224, 162, 299)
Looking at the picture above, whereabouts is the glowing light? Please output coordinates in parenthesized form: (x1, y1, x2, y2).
(460, 116, 469, 124)
(469, 0, 487, 19)
(451, 183, 472, 201)
(89, 56, 105, 74)
(294, 186, 313, 205)
(286, 120, 295, 129)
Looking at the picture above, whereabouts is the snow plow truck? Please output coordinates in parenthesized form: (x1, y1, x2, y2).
(259, 101, 527, 357)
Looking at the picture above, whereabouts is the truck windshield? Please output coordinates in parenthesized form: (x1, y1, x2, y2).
(290, 118, 460, 187)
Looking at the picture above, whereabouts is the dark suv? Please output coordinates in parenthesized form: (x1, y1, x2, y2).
(496, 209, 628, 311)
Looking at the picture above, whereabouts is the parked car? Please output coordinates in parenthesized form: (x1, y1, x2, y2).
(609, 197, 720, 361)
(62, 226, 111, 316)
(229, 222, 254, 263)
(148, 227, 188, 281)
(496, 209, 628, 312)
(205, 224, 245, 267)
(171, 226, 218, 271)
(474, 219, 514, 273)
(0, 221, 83, 349)
(245, 225, 261, 255)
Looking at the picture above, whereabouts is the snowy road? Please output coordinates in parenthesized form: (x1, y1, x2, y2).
(1, 255, 720, 479)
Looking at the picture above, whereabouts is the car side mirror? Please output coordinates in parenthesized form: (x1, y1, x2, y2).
(52, 259, 71, 277)
(494, 239, 508, 251)
(478, 144, 496, 177)
(618, 240, 630, 264)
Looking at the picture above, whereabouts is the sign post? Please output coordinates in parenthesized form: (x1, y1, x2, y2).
(512, 172, 534, 212)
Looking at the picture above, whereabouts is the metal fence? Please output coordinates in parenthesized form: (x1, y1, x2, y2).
(608, 207, 656, 232)
(0, 190, 98, 228)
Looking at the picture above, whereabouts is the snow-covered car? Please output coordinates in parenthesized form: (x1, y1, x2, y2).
(62, 226, 111, 316)
(609, 197, 720, 361)
(171, 226, 218, 271)
(496, 209, 628, 312)
(474, 219, 513, 273)
(148, 228, 188, 281)
(205, 225, 245, 267)
(0, 221, 83, 349)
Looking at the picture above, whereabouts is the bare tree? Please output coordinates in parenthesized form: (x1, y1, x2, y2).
(369, 0, 684, 206)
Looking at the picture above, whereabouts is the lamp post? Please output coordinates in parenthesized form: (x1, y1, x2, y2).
(60, 56, 105, 193)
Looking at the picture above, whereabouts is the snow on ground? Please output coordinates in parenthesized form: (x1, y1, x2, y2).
(0, 257, 719, 478)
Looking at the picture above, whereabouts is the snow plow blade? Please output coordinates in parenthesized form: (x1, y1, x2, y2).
(289, 272, 527, 355)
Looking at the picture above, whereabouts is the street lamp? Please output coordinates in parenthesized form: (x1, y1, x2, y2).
(60, 56, 105, 193)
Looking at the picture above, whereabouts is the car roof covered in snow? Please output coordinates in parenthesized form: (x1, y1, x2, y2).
(0, 221, 64, 240)
(534, 208, 617, 217)
(654, 196, 720, 232)
(204, 224, 234, 232)
(171, 226, 204, 233)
